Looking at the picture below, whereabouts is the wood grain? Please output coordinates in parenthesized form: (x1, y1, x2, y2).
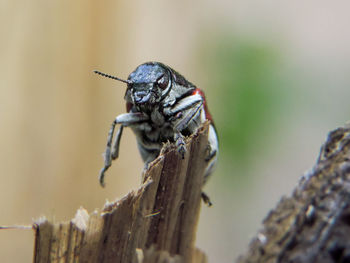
(33, 122, 210, 263)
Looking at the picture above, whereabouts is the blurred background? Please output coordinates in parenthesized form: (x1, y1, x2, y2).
(1, 0, 350, 262)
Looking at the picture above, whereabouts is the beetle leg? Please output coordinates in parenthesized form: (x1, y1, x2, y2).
(99, 112, 149, 187)
(111, 125, 124, 160)
(115, 112, 149, 126)
(205, 147, 217, 162)
(203, 124, 219, 184)
(203, 148, 217, 185)
(99, 119, 118, 187)
(171, 101, 203, 158)
(174, 132, 186, 159)
(174, 100, 203, 132)
(164, 94, 202, 116)
(201, 192, 213, 206)
(166, 94, 203, 156)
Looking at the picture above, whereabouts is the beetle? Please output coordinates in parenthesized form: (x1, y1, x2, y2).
(94, 62, 218, 205)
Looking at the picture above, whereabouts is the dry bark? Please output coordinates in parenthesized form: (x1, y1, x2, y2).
(237, 123, 350, 263)
(33, 123, 210, 263)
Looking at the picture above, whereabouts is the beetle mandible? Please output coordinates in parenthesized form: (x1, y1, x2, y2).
(94, 62, 218, 205)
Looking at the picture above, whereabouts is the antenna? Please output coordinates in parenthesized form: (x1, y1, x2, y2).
(93, 70, 132, 84)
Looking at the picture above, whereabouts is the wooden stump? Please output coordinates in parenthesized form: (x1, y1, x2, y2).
(33, 123, 210, 263)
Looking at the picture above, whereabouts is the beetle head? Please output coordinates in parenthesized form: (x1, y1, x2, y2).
(124, 62, 172, 109)
(94, 62, 195, 111)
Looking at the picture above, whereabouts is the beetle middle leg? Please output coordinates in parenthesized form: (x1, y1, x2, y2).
(205, 147, 217, 162)
(203, 124, 219, 183)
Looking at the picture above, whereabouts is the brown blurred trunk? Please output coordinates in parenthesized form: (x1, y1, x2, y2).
(237, 124, 350, 263)
(33, 123, 210, 263)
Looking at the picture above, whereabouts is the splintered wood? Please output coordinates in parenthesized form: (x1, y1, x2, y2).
(33, 123, 210, 263)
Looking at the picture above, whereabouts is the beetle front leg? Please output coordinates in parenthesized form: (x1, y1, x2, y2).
(111, 125, 124, 160)
(99, 112, 149, 187)
(99, 119, 117, 187)
(174, 132, 186, 159)
(172, 101, 203, 158)
(169, 93, 203, 131)
(164, 93, 202, 116)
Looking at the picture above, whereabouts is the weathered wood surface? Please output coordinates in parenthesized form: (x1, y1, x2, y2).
(33, 123, 210, 263)
(237, 124, 350, 263)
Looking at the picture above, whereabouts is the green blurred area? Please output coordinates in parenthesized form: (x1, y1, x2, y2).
(201, 37, 291, 180)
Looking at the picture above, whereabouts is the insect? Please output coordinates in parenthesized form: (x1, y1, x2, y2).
(94, 62, 218, 205)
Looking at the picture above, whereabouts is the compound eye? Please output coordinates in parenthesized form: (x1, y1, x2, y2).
(156, 74, 169, 90)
